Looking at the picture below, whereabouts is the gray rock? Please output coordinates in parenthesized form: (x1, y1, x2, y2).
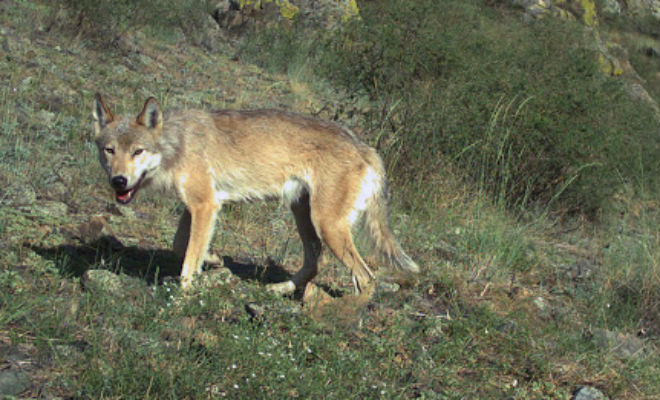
(0, 369, 31, 396)
(592, 329, 648, 359)
(245, 302, 265, 319)
(54, 344, 84, 361)
(81, 269, 123, 295)
(376, 281, 400, 293)
(573, 386, 608, 400)
(601, 0, 621, 15)
(533, 296, 548, 311)
(36, 109, 56, 128)
(198, 266, 233, 288)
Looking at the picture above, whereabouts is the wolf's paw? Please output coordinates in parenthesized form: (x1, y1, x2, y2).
(204, 253, 223, 265)
(266, 280, 296, 296)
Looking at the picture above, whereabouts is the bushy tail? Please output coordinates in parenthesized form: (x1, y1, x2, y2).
(361, 152, 419, 274)
(364, 193, 420, 274)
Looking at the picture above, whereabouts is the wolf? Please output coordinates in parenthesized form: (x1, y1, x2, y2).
(92, 94, 419, 294)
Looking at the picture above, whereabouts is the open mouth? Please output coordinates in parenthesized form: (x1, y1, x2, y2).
(115, 173, 146, 204)
(115, 186, 137, 204)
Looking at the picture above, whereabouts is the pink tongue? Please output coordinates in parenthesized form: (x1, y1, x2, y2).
(117, 190, 132, 202)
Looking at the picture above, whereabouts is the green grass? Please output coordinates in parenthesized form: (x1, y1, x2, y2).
(0, 0, 659, 398)
(240, 0, 660, 216)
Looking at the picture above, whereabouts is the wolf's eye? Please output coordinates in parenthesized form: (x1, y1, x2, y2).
(104, 147, 115, 155)
(133, 149, 144, 156)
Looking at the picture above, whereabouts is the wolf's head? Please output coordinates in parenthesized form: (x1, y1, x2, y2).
(92, 94, 164, 204)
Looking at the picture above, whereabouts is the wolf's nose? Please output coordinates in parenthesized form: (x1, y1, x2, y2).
(111, 176, 128, 190)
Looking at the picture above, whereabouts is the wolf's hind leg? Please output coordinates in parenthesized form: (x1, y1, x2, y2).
(319, 222, 374, 294)
(312, 195, 375, 294)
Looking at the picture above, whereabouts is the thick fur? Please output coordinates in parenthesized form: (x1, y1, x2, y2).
(92, 94, 419, 293)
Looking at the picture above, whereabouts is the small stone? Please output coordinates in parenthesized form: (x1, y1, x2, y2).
(592, 329, 647, 359)
(0, 369, 31, 396)
(77, 216, 112, 242)
(36, 109, 56, 128)
(376, 281, 400, 293)
(81, 269, 123, 295)
(245, 303, 265, 319)
(55, 343, 85, 360)
(533, 296, 548, 311)
(198, 267, 233, 287)
(572, 386, 608, 400)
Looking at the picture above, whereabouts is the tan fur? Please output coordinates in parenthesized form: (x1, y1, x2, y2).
(92, 94, 419, 293)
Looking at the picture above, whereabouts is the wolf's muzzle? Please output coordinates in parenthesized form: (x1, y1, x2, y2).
(111, 176, 128, 190)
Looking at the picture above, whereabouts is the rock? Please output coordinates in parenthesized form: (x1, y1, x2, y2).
(35, 109, 56, 128)
(213, 0, 242, 31)
(591, 329, 648, 359)
(302, 282, 371, 325)
(572, 386, 608, 400)
(601, 0, 621, 15)
(533, 296, 548, 311)
(245, 302, 266, 319)
(54, 342, 86, 361)
(77, 216, 113, 242)
(376, 281, 400, 293)
(243, 301, 300, 321)
(81, 269, 123, 295)
(626, 83, 660, 118)
(0, 369, 31, 396)
(199, 14, 223, 51)
(197, 266, 233, 288)
(496, 320, 518, 334)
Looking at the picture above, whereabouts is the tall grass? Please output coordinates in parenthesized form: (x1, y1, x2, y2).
(53, 0, 216, 44)
(240, 0, 660, 216)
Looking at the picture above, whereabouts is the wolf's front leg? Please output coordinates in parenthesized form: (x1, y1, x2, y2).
(180, 203, 220, 290)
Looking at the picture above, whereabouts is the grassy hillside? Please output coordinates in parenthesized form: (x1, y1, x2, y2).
(0, 0, 658, 398)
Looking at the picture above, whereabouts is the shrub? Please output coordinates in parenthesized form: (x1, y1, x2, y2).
(242, 0, 659, 215)
(54, 0, 215, 44)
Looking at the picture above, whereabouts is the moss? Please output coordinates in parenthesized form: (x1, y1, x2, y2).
(580, 0, 598, 26)
(598, 53, 623, 76)
(341, 0, 360, 22)
(277, 0, 299, 20)
(239, 0, 300, 20)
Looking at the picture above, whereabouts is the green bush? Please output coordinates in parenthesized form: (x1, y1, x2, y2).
(242, 0, 659, 215)
(55, 0, 215, 43)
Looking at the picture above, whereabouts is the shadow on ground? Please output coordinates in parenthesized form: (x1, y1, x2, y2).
(28, 235, 293, 286)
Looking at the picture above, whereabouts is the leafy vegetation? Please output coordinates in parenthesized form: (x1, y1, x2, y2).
(241, 0, 659, 215)
(54, 0, 216, 44)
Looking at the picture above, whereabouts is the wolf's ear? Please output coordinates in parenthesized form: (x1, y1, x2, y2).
(92, 93, 114, 136)
(136, 97, 162, 130)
